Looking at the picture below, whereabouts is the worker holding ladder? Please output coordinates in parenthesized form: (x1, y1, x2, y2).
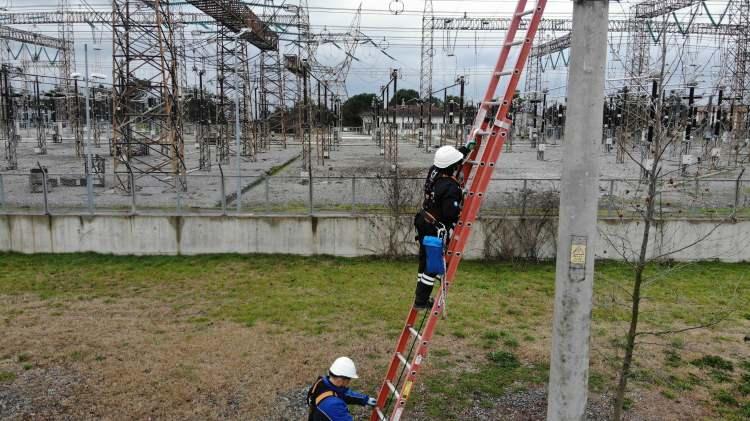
(307, 357, 376, 420)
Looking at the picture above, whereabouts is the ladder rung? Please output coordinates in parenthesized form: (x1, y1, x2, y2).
(375, 407, 386, 420)
(516, 9, 535, 17)
(494, 70, 513, 77)
(494, 119, 512, 130)
(386, 380, 400, 400)
(396, 352, 412, 371)
(482, 101, 499, 107)
(408, 326, 423, 341)
(505, 40, 524, 47)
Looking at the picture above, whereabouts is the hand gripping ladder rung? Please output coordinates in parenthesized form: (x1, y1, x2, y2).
(370, 0, 548, 420)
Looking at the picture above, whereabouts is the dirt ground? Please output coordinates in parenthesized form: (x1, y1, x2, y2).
(1, 295, 746, 420)
(0, 294, 386, 420)
(1, 256, 748, 420)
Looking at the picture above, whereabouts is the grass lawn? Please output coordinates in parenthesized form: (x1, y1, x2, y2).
(0, 254, 748, 420)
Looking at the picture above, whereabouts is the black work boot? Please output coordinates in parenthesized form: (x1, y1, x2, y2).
(413, 276, 435, 310)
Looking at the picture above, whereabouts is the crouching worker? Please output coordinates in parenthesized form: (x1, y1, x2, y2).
(307, 357, 376, 420)
(413, 142, 473, 310)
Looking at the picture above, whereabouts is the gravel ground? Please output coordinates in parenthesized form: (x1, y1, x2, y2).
(0, 366, 82, 420)
(266, 384, 644, 421)
(3, 128, 747, 212)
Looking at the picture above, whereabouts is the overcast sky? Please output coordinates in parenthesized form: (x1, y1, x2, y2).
(2, 0, 736, 105)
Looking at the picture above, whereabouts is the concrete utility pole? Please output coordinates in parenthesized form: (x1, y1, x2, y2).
(546, 0, 608, 420)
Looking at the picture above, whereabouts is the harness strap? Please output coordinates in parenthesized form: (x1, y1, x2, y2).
(315, 390, 336, 406)
(422, 174, 461, 223)
(421, 209, 437, 224)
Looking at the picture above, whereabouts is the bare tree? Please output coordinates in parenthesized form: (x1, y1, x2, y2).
(369, 168, 422, 257)
(604, 29, 744, 420)
(483, 186, 559, 261)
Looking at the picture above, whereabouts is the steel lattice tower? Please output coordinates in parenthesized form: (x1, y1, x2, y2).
(112, 0, 185, 191)
(419, 0, 434, 150)
(1, 66, 18, 170)
(58, 0, 76, 129)
(728, 0, 750, 146)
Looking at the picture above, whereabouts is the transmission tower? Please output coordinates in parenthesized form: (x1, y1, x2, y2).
(419, 0, 434, 150)
(112, 0, 185, 192)
(727, 0, 750, 151)
(216, 26, 241, 164)
(315, 3, 363, 99)
(1, 65, 18, 170)
(257, 0, 287, 148)
(58, 0, 76, 131)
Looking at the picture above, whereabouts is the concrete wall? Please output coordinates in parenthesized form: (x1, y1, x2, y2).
(1, 213, 748, 261)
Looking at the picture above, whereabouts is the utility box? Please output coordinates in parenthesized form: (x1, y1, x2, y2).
(681, 154, 696, 166)
(29, 167, 50, 193)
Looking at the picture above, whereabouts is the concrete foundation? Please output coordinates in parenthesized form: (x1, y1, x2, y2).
(1, 213, 748, 261)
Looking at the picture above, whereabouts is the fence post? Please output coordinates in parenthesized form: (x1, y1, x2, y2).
(693, 177, 699, 216)
(265, 176, 270, 205)
(0, 174, 4, 210)
(351, 176, 356, 211)
(219, 164, 227, 216)
(521, 178, 528, 217)
(308, 173, 314, 215)
(86, 171, 94, 214)
(659, 191, 663, 219)
(129, 171, 136, 215)
(37, 162, 49, 215)
(735, 168, 745, 211)
(176, 183, 182, 214)
(236, 174, 242, 213)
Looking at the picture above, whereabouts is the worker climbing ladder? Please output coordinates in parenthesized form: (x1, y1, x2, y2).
(370, 0, 547, 419)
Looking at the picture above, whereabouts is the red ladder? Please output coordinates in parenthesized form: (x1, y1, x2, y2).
(370, 0, 547, 419)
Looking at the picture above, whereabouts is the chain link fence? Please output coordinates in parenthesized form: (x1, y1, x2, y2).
(0, 170, 747, 217)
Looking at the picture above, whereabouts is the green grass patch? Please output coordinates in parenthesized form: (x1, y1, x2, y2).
(0, 370, 16, 383)
(416, 351, 547, 420)
(1, 253, 750, 417)
(664, 349, 682, 368)
(714, 389, 739, 407)
(738, 373, 750, 396)
(487, 350, 520, 369)
(691, 355, 734, 372)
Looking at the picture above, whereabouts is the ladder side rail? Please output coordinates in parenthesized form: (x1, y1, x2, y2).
(371, 6, 530, 416)
(457, 0, 547, 224)
(461, 0, 531, 184)
(448, 0, 546, 271)
(372, 0, 549, 419)
(372, 309, 420, 413)
(386, 0, 549, 419)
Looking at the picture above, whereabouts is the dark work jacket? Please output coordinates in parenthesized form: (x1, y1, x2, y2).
(307, 376, 370, 421)
(422, 176, 463, 229)
(420, 146, 467, 229)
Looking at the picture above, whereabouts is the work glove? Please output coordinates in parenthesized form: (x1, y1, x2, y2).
(367, 397, 377, 406)
(465, 138, 477, 151)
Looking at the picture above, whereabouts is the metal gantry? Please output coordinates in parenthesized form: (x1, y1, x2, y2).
(111, 0, 185, 191)
(419, 0, 434, 150)
(1, 65, 18, 170)
(57, 0, 75, 127)
(727, 0, 750, 150)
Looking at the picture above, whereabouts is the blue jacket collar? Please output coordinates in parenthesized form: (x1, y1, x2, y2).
(322, 375, 349, 395)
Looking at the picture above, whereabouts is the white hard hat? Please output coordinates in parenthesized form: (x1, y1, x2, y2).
(433, 145, 464, 169)
(329, 356, 359, 379)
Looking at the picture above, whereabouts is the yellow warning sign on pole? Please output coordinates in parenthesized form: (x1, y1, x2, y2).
(570, 244, 586, 265)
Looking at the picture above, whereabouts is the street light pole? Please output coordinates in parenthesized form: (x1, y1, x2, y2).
(84, 44, 94, 212)
(547, 0, 609, 419)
